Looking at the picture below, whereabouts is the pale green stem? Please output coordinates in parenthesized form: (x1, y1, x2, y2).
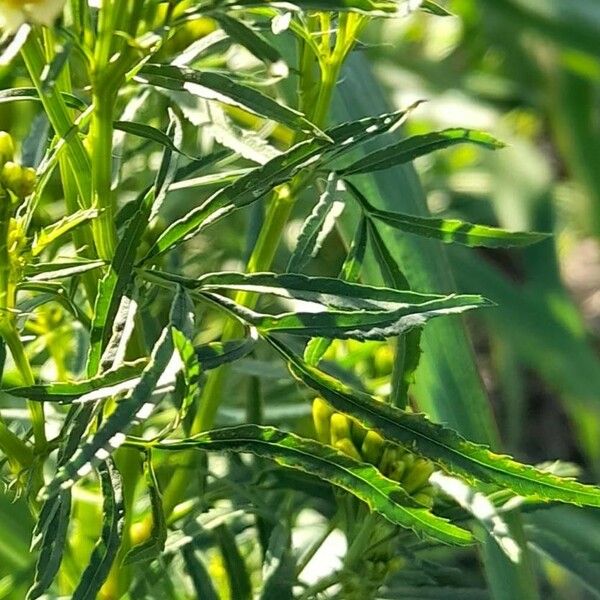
(2, 326, 46, 450)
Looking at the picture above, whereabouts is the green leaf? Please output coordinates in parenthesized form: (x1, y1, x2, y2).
(479, 0, 600, 60)
(141, 107, 414, 261)
(24, 259, 105, 282)
(347, 181, 549, 248)
(152, 108, 184, 221)
(136, 64, 323, 138)
(0, 87, 87, 111)
(0, 338, 5, 381)
(181, 547, 219, 600)
(40, 39, 73, 92)
(304, 215, 368, 365)
(366, 216, 409, 289)
(421, 0, 453, 16)
(72, 459, 125, 600)
(195, 329, 258, 370)
(156, 287, 200, 438)
(143, 268, 483, 311)
(287, 172, 342, 273)
(200, 0, 428, 16)
(42, 289, 188, 498)
(88, 113, 182, 374)
(259, 522, 295, 600)
(334, 56, 536, 596)
(86, 188, 155, 376)
(31, 208, 99, 257)
(366, 217, 421, 408)
(114, 120, 198, 160)
(203, 289, 488, 341)
(214, 14, 286, 71)
(430, 472, 519, 562)
(217, 524, 253, 600)
(170, 328, 202, 433)
(383, 586, 489, 599)
(26, 490, 71, 600)
(339, 128, 504, 176)
(269, 337, 600, 508)
(150, 424, 472, 545)
(5, 359, 147, 403)
(99, 283, 140, 372)
(15, 283, 90, 328)
(525, 506, 600, 599)
(124, 453, 167, 564)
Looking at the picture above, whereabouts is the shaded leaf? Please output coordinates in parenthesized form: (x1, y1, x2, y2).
(42, 289, 188, 498)
(72, 459, 125, 600)
(124, 454, 167, 564)
(287, 172, 343, 273)
(136, 64, 322, 138)
(217, 524, 252, 600)
(304, 215, 368, 365)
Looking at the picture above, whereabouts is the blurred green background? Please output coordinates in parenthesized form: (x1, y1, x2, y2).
(363, 0, 600, 470)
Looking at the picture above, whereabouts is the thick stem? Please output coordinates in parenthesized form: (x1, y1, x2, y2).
(89, 95, 118, 260)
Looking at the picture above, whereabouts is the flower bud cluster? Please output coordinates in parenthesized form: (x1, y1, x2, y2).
(0, 132, 36, 200)
(342, 556, 407, 600)
(312, 398, 436, 507)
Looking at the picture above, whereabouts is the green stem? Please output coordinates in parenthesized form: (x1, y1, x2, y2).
(344, 512, 380, 569)
(1, 325, 46, 450)
(89, 95, 118, 260)
(298, 571, 340, 600)
(21, 30, 92, 209)
(42, 27, 98, 303)
(0, 419, 33, 469)
(295, 519, 337, 576)
(0, 194, 45, 456)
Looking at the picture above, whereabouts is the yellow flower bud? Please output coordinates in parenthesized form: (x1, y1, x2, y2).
(350, 419, 367, 448)
(19, 167, 36, 197)
(330, 413, 352, 446)
(334, 438, 362, 461)
(399, 452, 415, 472)
(1, 162, 35, 197)
(402, 458, 435, 493)
(413, 487, 436, 508)
(0, 132, 14, 167)
(378, 446, 399, 476)
(312, 398, 334, 444)
(388, 556, 407, 572)
(1, 161, 20, 193)
(360, 430, 385, 465)
(373, 345, 393, 375)
(388, 461, 406, 482)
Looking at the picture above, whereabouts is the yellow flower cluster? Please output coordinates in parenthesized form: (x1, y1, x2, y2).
(312, 397, 436, 507)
